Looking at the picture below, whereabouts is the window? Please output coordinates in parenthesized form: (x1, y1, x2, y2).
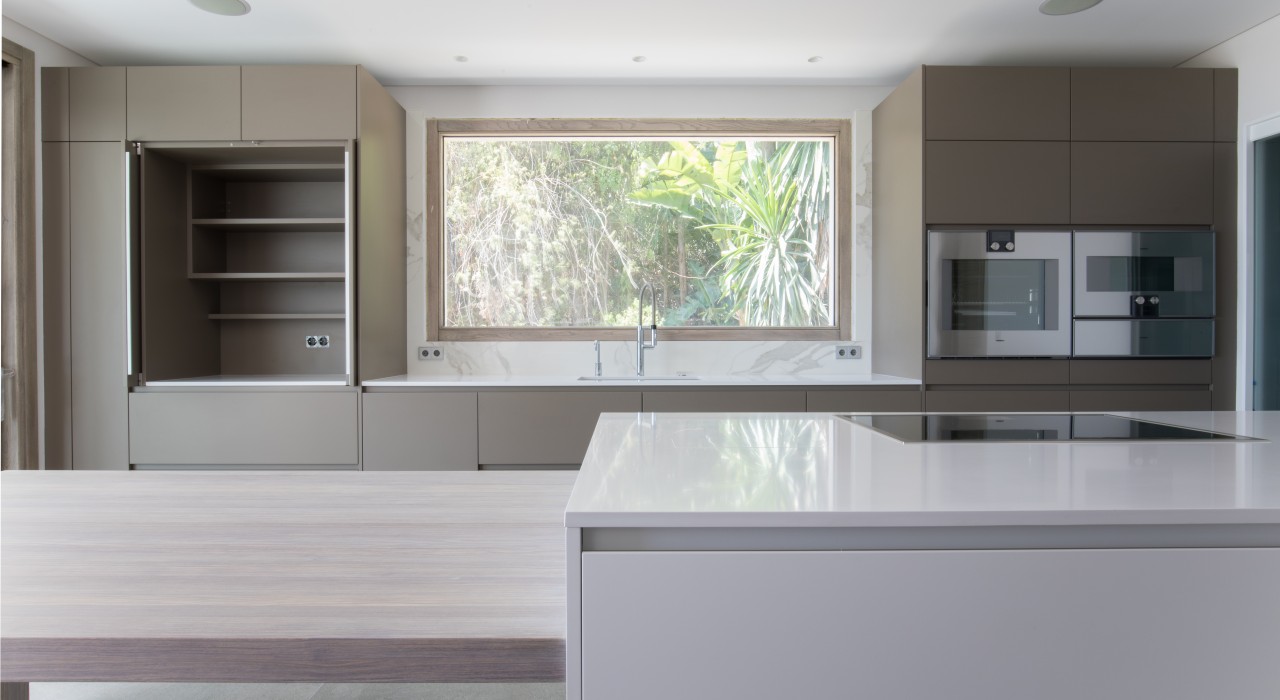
(427, 119, 851, 340)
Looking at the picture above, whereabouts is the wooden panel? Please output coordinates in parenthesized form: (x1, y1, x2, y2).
(479, 391, 640, 466)
(40, 67, 68, 142)
(68, 67, 125, 141)
(871, 67, 924, 380)
(1069, 360, 1212, 385)
(129, 391, 358, 465)
(924, 390, 1070, 413)
(580, 549, 1280, 700)
(241, 65, 356, 141)
(805, 390, 922, 413)
(0, 470, 573, 681)
(925, 66, 1069, 141)
(925, 141, 1070, 224)
(1215, 69, 1238, 142)
(362, 392, 478, 470)
(1071, 68, 1214, 142)
(69, 142, 129, 470)
(1071, 142, 1213, 225)
(40, 143, 71, 468)
(642, 390, 806, 412)
(126, 66, 240, 141)
(355, 67, 407, 382)
(925, 360, 1069, 386)
(1069, 390, 1212, 412)
(1213, 142, 1237, 410)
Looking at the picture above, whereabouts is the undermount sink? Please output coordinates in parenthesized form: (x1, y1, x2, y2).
(577, 375, 701, 381)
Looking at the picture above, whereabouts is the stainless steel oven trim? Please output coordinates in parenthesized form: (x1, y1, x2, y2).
(927, 230, 1073, 358)
(1073, 319, 1215, 357)
(1072, 230, 1215, 318)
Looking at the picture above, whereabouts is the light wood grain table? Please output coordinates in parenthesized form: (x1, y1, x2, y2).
(0, 470, 575, 699)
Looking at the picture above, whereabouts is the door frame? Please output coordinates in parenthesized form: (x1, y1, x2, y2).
(1240, 112, 1280, 410)
(2, 38, 39, 469)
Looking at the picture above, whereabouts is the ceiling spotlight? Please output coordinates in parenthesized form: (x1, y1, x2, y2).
(189, 0, 251, 16)
(632, 56, 647, 63)
(808, 56, 824, 63)
(1038, 0, 1103, 16)
(454, 56, 469, 63)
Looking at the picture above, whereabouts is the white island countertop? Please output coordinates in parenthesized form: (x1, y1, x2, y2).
(565, 411, 1280, 529)
(364, 373, 920, 387)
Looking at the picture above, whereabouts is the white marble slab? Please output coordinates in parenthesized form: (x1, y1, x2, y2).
(565, 411, 1280, 528)
(363, 373, 921, 387)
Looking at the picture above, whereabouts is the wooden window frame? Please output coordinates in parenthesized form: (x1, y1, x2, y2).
(426, 118, 853, 341)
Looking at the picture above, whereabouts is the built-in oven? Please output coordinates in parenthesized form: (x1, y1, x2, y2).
(1072, 230, 1214, 357)
(927, 230, 1072, 358)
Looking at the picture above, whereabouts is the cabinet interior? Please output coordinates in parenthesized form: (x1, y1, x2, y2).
(141, 145, 351, 385)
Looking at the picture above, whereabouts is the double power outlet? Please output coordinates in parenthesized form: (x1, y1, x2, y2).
(304, 335, 331, 349)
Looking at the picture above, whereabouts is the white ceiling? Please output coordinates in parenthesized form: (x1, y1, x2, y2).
(3, 0, 1279, 86)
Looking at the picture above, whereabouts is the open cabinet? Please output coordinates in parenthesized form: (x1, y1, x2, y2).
(139, 143, 355, 386)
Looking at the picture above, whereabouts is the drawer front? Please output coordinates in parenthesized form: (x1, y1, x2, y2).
(130, 391, 358, 465)
(642, 390, 807, 413)
(362, 392, 478, 470)
(924, 390, 1070, 413)
(478, 391, 641, 466)
(805, 390, 922, 413)
(1069, 390, 1211, 412)
(1069, 359, 1212, 385)
(925, 360, 1069, 386)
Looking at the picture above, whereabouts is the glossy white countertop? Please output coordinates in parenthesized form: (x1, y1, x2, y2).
(363, 373, 920, 387)
(565, 411, 1280, 528)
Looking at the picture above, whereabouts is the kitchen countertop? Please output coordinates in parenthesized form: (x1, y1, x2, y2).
(565, 411, 1280, 529)
(363, 373, 921, 387)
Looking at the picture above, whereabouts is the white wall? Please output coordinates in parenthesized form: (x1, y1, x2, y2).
(2, 17, 95, 467)
(386, 84, 893, 378)
(1181, 14, 1280, 408)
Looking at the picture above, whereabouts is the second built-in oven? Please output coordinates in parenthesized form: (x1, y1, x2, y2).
(928, 230, 1072, 358)
(1073, 230, 1215, 357)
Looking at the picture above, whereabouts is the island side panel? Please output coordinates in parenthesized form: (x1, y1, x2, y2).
(566, 527, 583, 700)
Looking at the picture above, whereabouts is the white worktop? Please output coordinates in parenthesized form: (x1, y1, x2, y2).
(565, 411, 1280, 528)
(363, 373, 920, 387)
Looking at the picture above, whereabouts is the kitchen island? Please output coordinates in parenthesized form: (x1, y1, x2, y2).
(565, 411, 1280, 700)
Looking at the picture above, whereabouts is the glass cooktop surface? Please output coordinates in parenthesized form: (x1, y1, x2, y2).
(836, 413, 1259, 443)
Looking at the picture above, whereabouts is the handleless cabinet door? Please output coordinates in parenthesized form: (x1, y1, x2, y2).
(924, 390, 1070, 413)
(642, 390, 806, 412)
(479, 391, 641, 467)
(362, 392, 478, 470)
(925, 141, 1070, 225)
(925, 66, 1069, 141)
(806, 390, 922, 413)
(1071, 68, 1214, 142)
(41, 67, 69, 141)
(1071, 142, 1213, 225)
(69, 67, 125, 141)
(242, 66, 357, 141)
(126, 66, 241, 141)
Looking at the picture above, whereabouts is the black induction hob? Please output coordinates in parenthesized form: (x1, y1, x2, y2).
(836, 413, 1261, 443)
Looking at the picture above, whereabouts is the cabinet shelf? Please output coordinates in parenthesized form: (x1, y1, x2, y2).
(189, 272, 345, 282)
(209, 313, 345, 321)
(191, 218, 346, 232)
(190, 163, 345, 182)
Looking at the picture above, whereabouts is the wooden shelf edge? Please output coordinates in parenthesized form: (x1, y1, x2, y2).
(208, 313, 346, 320)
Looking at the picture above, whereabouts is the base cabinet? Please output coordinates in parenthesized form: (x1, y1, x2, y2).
(478, 391, 641, 467)
(580, 549, 1280, 700)
(129, 391, 358, 467)
(362, 392, 478, 470)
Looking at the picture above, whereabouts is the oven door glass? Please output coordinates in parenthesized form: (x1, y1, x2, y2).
(928, 230, 1072, 357)
(1073, 231, 1215, 317)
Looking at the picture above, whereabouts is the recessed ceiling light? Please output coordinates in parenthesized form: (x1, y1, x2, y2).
(454, 56, 469, 63)
(632, 56, 647, 63)
(189, 0, 251, 16)
(1039, 0, 1103, 16)
(808, 56, 824, 63)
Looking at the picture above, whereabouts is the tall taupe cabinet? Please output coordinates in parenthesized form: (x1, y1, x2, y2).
(42, 66, 406, 469)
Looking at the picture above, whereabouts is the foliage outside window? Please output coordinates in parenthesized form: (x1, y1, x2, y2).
(427, 119, 851, 340)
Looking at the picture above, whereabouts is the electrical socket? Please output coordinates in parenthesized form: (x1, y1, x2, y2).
(835, 344, 862, 360)
(305, 335, 331, 349)
(418, 346, 444, 361)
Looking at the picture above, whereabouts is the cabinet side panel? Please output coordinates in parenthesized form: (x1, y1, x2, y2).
(362, 392, 478, 470)
(41, 142, 71, 468)
(871, 68, 923, 379)
(355, 67, 407, 381)
(1215, 69, 1238, 142)
(141, 151, 220, 382)
(69, 142, 129, 469)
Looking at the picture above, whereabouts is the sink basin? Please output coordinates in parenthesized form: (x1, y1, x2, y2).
(578, 375, 701, 381)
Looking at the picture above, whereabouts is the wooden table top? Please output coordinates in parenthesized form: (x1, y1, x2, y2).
(0, 470, 576, 683)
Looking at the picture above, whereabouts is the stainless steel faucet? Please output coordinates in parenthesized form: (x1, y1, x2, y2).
(593, 339, 603, 377)
(636, 282, 657, 376)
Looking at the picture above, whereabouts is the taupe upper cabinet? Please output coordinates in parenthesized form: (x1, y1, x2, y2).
(925, 67, 1070, 141)
(1071, 68, 1214, 142)
(242, 66, 357, 141)
(127, 66, 241, 141)
(1071, 142, 1213, 224)
(924, 141, 1070, 224)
